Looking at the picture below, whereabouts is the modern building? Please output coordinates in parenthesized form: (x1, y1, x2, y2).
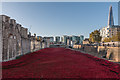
(109, 25, 120, 38)
(108, 5, 114, 27)
(43, 37, 54, 42)
(61, 35, 68, 45)
(62, 35, 84, 47)
(71, 35, 84, 44)
(100, 5, 120, 41)
(43, 37, 54, 47)
(79, 35, 84, 44)
(71, 35, 77, 46)
(106, 5, 114, 38)
(100, 26, 108, 41)
(55, 36, 60, 43)
(50, 37, 54, 42)
(118, 1, 120, 25)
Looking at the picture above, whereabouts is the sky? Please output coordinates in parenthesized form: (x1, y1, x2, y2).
(2, 2, 118, 38)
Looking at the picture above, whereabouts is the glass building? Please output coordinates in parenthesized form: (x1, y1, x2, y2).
(108, 5, 114, 27)
(55, 36, 60, 43)
(79, 35, 84, 44)
(61, 35, 68, 45)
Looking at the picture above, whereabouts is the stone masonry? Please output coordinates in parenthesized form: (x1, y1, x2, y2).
(0, 15, 2, 61)
(0, 15, 43, 61)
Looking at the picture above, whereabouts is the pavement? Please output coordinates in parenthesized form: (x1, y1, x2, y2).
(2, 48, 120, 79)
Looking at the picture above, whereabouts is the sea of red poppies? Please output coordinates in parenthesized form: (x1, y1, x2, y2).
(2, 48, 120, 79)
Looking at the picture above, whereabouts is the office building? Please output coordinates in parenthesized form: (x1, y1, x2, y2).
(118, 1, 120, 25)
(61, 35, 68, 45)
(79, 35, 84, 44)
(100, 5, 119, 41)
(55, 36, 60, 43)
(108, 5, 114, 27)
(109, 25, 120, 38)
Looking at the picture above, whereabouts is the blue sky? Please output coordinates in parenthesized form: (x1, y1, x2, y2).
(2, 2, 118, 38)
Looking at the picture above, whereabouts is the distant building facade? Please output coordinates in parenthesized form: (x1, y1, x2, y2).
(100, 6, 120, 41)
(43, 37, 54, 48)
(55, 36, 60, 43)
(61, 35, 84, 47)
(109, 25, 120, 38)
(108, 6, 114, 27)
(118, 1, 120, 25)
(100, 26, 109, 41)
(61, 35, 68, 45)
(79, 35, 84, 44)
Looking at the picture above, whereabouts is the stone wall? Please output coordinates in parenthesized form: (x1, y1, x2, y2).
(34, 40, 41, 50)
(1, 15, 50, 62)
(0, 15, 2, 61)
(2, 15, 11, 60)
(97, 46, 107, 56)
(21, 38, 31, 55)
(31, 36, 41, 51)
(42, 42, 47, 48)
(83, 46, 98, 53)
(73, 45, 98, 53)
(77, 45, 120, 62)
(1, 15, 32, 61)
(97, 46, 120, 62)
(98, 46, 120, 62)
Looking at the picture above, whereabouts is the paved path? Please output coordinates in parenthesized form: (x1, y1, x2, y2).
(2, 48, 120, 79)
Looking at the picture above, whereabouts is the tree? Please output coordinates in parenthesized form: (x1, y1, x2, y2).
(103, 32, 120, 42)
(117, 32, 120, 41)
(103, 37, 111, 42)
(89, 30, 102, 43)
(111, 32, 120, 42)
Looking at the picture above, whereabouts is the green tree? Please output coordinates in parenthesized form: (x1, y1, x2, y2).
(89, 30, 102, 43)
